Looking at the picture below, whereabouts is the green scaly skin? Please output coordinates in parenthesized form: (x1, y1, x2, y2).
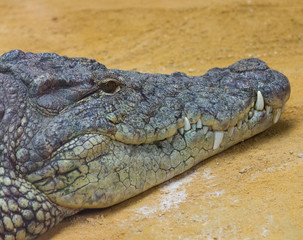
(0, 50, 290, 239)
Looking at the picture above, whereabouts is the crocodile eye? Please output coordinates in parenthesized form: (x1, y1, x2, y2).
(99, 78, 122, 94)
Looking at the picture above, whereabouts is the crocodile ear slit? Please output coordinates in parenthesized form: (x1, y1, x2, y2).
(0, 102, 4, 121)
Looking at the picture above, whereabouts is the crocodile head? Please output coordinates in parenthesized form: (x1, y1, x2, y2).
(0, 50, 290, 210)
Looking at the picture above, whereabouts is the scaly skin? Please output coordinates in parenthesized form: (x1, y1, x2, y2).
(0, 50, 290, 239)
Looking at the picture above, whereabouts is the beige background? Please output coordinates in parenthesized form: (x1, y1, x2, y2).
(0, 0, 302, 239)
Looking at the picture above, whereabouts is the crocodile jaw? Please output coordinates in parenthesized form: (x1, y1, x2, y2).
(27, 91, 286, 208)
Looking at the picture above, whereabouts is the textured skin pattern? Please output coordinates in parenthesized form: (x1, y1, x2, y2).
(0, 167, 74, 239)
(0, 50, 290, 239)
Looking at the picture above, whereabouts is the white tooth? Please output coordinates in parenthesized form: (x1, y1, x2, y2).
(197, 119, 202, 129)
(184, 117, 191, 131)
(228, 126, 235, 138)
(266, 105, 272, 114)
(255, 91, 264, 111)
(248, 109, 254, 119)
(192, 123, 196, 131)
(273, 108, 281, 124)
(244, 114, 248, 122)
(237, 120, 242, 129)
(203, 126, 208, 134)
(179, 127, 184, 135)
(213, 131, 224, 150)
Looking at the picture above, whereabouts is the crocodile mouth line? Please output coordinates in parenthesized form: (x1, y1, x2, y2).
(168, 90, 283, 150)
(27, 90, 284, 188)
(49, 90, 284, 159)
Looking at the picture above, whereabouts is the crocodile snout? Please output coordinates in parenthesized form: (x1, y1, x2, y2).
(261, 69, 291, 108)
(229, 58, 290, 108)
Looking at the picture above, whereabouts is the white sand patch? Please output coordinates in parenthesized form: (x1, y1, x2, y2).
(135, 206, 157, 215)
(206, 190, 225, 198)
(159, 173, 195, 211)
(202, 168, 215, 180)
(135, 171, 198, 215)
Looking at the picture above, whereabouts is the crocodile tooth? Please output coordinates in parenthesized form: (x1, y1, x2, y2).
(265, 105, 272, 114)
(248, 108, 254, 119)
(237, 120, 242, 129)
(255, 91, 264, 111)
(179, 127, 184, 135)
(273, 108, 281, 124)
(197, 119, 202, 129)
(228, 126, 235, 138)
(213, 131, 224, 150)
(184, 117, 191, 131)
(203, 126, 208, 134)
(167, 136, 173, 143)
(192, 123, 196, 131)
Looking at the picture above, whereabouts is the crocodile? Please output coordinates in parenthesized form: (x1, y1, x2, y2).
(0, 50, 290, 239)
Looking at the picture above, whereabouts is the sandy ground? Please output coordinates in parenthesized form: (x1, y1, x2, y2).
(1, 0, 303, 239)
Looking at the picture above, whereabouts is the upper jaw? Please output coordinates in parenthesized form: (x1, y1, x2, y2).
(30, 58, 290, 155)
(113, 89, 285, 147)
(110, 59, 290, 145)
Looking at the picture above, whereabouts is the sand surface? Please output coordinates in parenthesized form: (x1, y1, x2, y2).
(1, 0, 302, 239)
